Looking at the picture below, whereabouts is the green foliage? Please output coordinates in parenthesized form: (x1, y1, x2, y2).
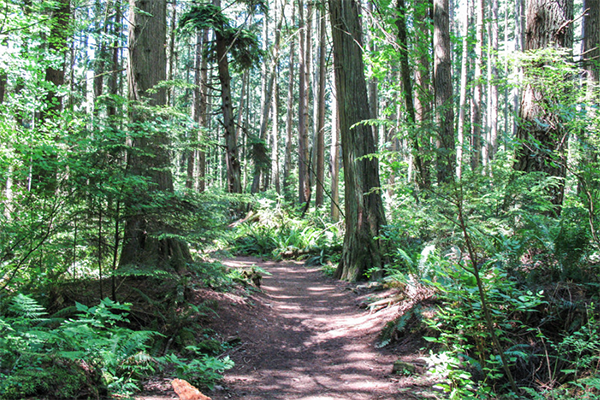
(229, 196, 342, 264)
(419, 251, 546, 395)
(179, 4, 230, 32)
(224, 26, 263, 71)
(0, 294, 233, 398)
(535, 303, 600, 387)
(158, 351, 234, 390)
(426, 351, 480, 399)
(380, 151, 600, 397)
(0, 295, 159, 398)
(179, 4, 263, 71)
(379, 303, 429, 348)
(0, 362, 89, 400)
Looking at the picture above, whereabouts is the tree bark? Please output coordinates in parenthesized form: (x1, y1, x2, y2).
(315, 6, 327, 207)
(512, 0, 525, 138)
(413, 0, 432, 188)
(305, 0, 313, 151)
(366, 1, 378, 145)
(471, 0, 484, 171)
(190, 28, 209, 191)
(298, 0, 310, 205)
(271, 68, 281, 194)
(581, 0, 599, 169)
(188, 30, 202, 190)
(42, 0, 70, 121)
(488, 0, 499, 161)
(515, 0, 573, 206)
(582, 0, 599, 84)
(283, 5, 296, 201)
(514, 0, 574, 209)
(252, 4, 284, 193)
(433, 0, 456, 183)
(92, 0, 113, 115)
(196, 29, 210, 193)
(396, 0, 427, 188)
(0, 71, 5, 105)
(167, 0, 177, 106)
(213, 0, 242, 193)
(329, 0, 386, 281)
(251, 10, 271, 193)
(107, 0, 122, 119)
(330, 67, 341, 222)
(120, 0, 191, 271)
(457, 0, 470, 179)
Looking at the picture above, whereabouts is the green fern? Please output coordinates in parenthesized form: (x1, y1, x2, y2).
(378, 304, 424, 348)
(0, 296, 164, 399)
(8, 294, 47, 321)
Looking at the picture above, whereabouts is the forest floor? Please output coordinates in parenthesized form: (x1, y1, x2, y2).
(136, 257, 439, 400)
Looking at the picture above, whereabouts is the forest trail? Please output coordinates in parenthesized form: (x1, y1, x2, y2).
(139, 257, 432, 400)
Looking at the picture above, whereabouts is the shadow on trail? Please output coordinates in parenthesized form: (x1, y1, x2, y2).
(218, 258, 406, 400)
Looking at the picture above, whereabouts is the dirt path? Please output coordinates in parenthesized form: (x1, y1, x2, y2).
(208, 257, 428, 400)
(138, 257, 433, 400)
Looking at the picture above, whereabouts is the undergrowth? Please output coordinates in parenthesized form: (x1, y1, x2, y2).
(377, 161, 600, 399)
(229, 196, 343, 265)
(0, 294, 232, 399)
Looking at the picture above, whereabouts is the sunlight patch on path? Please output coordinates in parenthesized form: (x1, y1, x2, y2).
(215, 257, 409, 399)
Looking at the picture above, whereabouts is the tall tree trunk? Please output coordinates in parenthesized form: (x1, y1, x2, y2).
(581, 0, 599, 167)
(433, 0, 456, 183)
(385, 93, 400, 199)
(305, 0, 313, 149)
(512, 0, 525, 138)
(483, 21, 491, 168)
(1, 45, 7, 215)
(414, 0, 432, 188)
(271, 69, 281, 194)
(304, 0, 313, 202)
(582, 0, 599, 84)
(0, 72, 5, 105)
(196, 29, 210, 193)
(503, 0, 509, 137)
(457, 0, 470, 179)
(283, 5, 296, 200)
(514, 0, 574, 209)
(252, 4, 284, 193)
(120, 0, 191, 271)
(237, 69, 248, 183)
(187, 30, 202, 190)
(329, 0, 387, 281)
(190, 28, 209, 191)
(213, 0, 242, 193)
(107, 0, 122, 119)
(167, 0, 177, 106)
(330, 65, 341, 222)
(251, 10, 271, 193)
(396, 0, 426, 188)
(471, 0, 484, 171)
(298, 0, 310, 205)
(488, 0, 499, 161)
(366, 1, 379, 144)
(315, 7, 326, 207)
(93, 0, 113, 116)
(43, 0, 70, 121)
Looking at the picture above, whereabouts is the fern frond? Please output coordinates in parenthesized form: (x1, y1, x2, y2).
(8, 294, 47, 321)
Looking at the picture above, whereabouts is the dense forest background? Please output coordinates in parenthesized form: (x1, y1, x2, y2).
(1, 0, 599, 398)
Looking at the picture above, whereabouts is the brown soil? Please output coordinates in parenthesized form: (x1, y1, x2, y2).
(138, 256, 437, 400)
